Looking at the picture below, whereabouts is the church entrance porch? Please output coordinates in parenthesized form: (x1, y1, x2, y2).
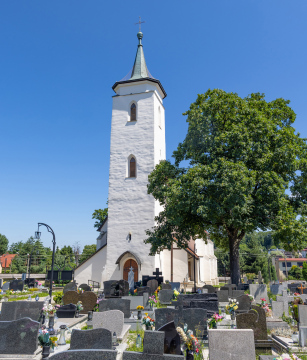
(123, 259, 138, 282)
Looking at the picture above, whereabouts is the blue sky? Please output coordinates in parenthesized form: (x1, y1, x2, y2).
(0, 1, 306, 251)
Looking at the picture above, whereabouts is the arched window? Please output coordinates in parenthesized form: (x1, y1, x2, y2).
(130, 103, 136, 121)
(129, 157, 136, 177)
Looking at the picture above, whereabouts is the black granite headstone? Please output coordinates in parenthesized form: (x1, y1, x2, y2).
(9, 280, 24, 292)
(157, 321, 182, 355)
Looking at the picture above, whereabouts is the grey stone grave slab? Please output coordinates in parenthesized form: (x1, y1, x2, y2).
(122, 295, 146, 310)
(79, 283, 91, 292)
(147, 279, 159, 293)
(258, 271, 263, 284)
(159, 289, 174, 304)
(50, 349, 117, 359)
(137, 286, 150, 295)
(93, 310, 124, 337)
(123, 329, 184, 360)
(236, 294, 252, 312)
(175, 293, 218, 318)
(9, 279, 24, 291)
(70, 328, 112, 350)
(63, 281, 78, 294)
(231, 290, 245, 299)
(161, 283, 172, 290)
(249, 284, 268, 300)
(270, 283, 287, 295)
(2, 282, 10, 292)
(155, 308, 179, 330)
(203, 285, 215, 293)
(298, 305, 307, 326)
(272, 301, 284, 318)
(237, 283, 249, 291)
(103, 280, 129, 297)
(99, 298, 130, 318)
(63, 291, 97, 313)
(157, 321, 182, 355)
(0, 301, 44, 321)
(208, 329, 255, 360)
(0, 317, 40, 354)
(236, 305, 267, 341)
(243, 276, 248, 283)
(169, 282, 180, 291)
(299, 325, 307, 347)
(217, 290, 229, 303)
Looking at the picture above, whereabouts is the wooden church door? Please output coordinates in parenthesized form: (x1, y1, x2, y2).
(123, 259, 138, 282)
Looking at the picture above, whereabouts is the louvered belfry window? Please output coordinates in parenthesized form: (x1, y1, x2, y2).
(130, 157, 136, 177)
(131, 103, 136, 121)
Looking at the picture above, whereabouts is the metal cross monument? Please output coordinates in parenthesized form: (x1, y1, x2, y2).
(135, 16, 145, 31)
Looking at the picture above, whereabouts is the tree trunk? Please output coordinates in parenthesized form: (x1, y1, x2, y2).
(229, 237, 241, 285)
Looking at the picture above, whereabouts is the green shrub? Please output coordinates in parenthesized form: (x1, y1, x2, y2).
(53, 291, 63, 304)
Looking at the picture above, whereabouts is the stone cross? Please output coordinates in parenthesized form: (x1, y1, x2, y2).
(153, 268, 162, 281)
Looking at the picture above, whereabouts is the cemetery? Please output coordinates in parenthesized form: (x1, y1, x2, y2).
(2, 271, 307, 359)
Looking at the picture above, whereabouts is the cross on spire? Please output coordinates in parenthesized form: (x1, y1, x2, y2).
(135, 16, 145, 32)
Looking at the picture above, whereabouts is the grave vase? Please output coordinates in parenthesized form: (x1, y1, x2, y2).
(137, 310, 142, 320)
(75, 310, 80, 318)
(42, 345, 50, 358)
(48, 315, 55, 333)
(186, 350, 194, 360)
(146, 324, 151, 330)
(231, 312, 235, 320)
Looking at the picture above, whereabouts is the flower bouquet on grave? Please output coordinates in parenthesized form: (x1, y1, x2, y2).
(136, 305, 144, 320)
(260, 298, 267, 306)
(38, 329, 52, 347)
(148, 295, 157, 308)
(173, 289, 180, 300)
(176, 326, 201, 357)
(226, 299, 238, 315)
(76, 301, 83, 311)
(134, 289, 138, 296)
(262, 303, 272, 317)
(142, 313, 155, 329)
(248, 294, 254, 301)
(42, 304, 57, 317)
(208, 313, 224, 329)
(274, 354, 302, 360)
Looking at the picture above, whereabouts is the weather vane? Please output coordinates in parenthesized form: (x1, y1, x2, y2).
(135, 16, 145, 32)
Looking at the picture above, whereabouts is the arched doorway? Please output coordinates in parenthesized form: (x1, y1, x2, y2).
(123, 259, 138, 282)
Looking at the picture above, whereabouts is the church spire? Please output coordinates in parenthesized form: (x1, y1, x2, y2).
(130, 32, 150, 80)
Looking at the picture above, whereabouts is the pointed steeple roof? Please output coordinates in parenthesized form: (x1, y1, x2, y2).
(112, 32, 167, 99)
(130, 32, 150, 79)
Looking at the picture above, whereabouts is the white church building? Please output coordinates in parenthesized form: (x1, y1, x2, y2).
(74, 31, 218, 287)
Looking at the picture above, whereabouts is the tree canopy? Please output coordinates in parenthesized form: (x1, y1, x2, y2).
(0, 233, 9, 255)
(92, 207, 108, 229)
(145, 89, 307, 284)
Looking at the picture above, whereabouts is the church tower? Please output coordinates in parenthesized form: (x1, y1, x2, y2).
(105, 31, 167, 282)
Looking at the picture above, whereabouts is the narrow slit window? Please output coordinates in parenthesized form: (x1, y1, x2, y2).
(130, 103, 136, 121)
(130, 157, 136, 177)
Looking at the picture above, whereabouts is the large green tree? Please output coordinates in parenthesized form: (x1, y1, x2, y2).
(79, 244, 97, 265)
(145, 89, 307, 285)
(92, 207, 108, 229)
(0, 233, 9, 255)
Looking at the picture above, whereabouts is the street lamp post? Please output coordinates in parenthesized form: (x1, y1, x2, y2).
(34, 223, 56, 304)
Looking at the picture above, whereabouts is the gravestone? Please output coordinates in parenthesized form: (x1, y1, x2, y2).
(99, 298, 130, 318)
(203, 285, 215, 294)
(137, 286, 151, 296)
(208, 329, 256, 360)
(2, 282, 10, 292)
(50, 350, 117, 359)
(249, 284, 268, 300)
(175, 293, 219, 318)
(155, 307, 208, 338)
(159, 289, 174, 304)
(103, 280, 129, 297)
(276, 292, 290, 317)
(62, 291, 97, 313)
(237, 283, 249, 291)
(169, 282, 180, 291)
(299, 325, 307, 347)
(70, 328, 112, 350)
(271, 301, 284, 318)
(9, 279, 24, 291)
(0, 278, 3, 288)
(258, 271, 263, 284)
(147, 279, 159, 293)
(243, 276, 248, 283)
(93, 310, 124, 338)
(232, 290, 245, 299)
(236, 294, 252, 312)
(298, 305, 307, 326)
(79, 283, 92, 292)
(270, 283, 287, 295)
(0, 317, 40, 354)
(236, 305, 268, 341)
(0, 301, 44, 321)
(157, 321, 182, 355)
(128, 266, 135, 293)
(63, 281, 78, 294)
(123, 330, 184, 360)
(217, 290, 229, 303)
(161, 283, 172, 290)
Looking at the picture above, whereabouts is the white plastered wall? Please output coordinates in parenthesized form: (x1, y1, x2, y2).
(195, 238, 219, 285)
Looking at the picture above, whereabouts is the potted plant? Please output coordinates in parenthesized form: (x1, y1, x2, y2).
(136, 305, 144, 320)
(176, 326, 201, 360)
(38, 329, 52, 358)
(148, 295, 157, 310)
(142, 313, 155, 330)
(75, 301, 83, 317)
(208, 313, 223, 329)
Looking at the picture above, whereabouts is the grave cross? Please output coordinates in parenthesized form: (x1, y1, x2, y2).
(153, 268, 162, 280)
(298, 284, 306, 294)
